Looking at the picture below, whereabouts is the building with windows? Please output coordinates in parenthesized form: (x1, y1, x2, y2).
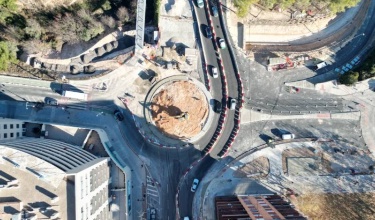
(215, 194, 306, 220)
(0, 119, 25, 140)
(0, 137, 112, 220)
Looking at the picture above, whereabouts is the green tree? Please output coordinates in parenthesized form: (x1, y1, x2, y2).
(339, 71, 359, 86)
(278, 0, 296, 9)
(0, 0, 17, 11)
(329, 0, 361, 14)
(234, 0, 258, 18)
(25, 19, 44, 39)
(0, 41, 18, 71)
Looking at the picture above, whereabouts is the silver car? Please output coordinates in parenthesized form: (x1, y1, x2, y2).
(191, 179, 199, 192)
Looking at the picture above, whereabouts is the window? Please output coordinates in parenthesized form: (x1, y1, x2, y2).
(4, 133, 7, 138)
(3, 124, 7, 129)
(10, 124, 13, 129)
(16, 132, 19, 137)
(10, 133, 13, 138)
(16, 124, 19, 128)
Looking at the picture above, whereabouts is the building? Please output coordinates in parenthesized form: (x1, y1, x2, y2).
(0, 137, 112, 220)
(215, 194, 306, 220)
(0, 119, 25, 140)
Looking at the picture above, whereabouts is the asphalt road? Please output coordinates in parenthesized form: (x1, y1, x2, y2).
(178, 0, 240, 218)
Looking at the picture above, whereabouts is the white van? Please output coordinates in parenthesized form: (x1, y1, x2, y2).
(282, 134, 295, 140)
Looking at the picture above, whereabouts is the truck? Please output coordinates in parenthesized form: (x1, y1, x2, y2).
(62, 91, 88, 101)
(316, 61, 327, 70)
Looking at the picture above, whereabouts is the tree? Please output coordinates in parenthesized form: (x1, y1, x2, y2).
(101, 15, 116, 28)
(329, 0, 361, 14)
(25, 19, 43, 39)
(233, 0, 258, 18)
(339, 71, 359, 86)
(0, 41, 18, 71)
(116, 6, 130, 24)
(0, 0, 17, 11)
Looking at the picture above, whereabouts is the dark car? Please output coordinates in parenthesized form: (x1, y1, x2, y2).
(206, 26, 212, 39)
(45, 98, 58, 106)
(114, 110, 124, 121)
(214, 100, 222, 113)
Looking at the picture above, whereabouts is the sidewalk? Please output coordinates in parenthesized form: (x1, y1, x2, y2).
(240, 108, 360, 124)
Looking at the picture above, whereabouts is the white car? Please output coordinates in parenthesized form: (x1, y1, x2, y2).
(346, 63, 353, 69)
(230, 98, 237, 110)
(191, 179, 199, 192)
(212, 67, 218, 78)
(219, 38, 226, 49)
(197, 0, 204, 8)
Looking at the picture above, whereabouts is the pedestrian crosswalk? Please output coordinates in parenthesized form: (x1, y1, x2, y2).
(146, 175, 160, 208)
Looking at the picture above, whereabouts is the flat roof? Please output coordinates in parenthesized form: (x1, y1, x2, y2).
(0, 163, 74, 220)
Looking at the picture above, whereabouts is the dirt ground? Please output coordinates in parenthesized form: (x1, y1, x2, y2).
(292, 193, 375, 220)
(233, 156, 269, 178)
(151, 81, 208, 139)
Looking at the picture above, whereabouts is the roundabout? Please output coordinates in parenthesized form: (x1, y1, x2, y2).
(143, 75, 215, 145)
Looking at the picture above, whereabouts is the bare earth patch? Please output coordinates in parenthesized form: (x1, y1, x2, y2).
(292, 193, 375, 220)
(233, 156, 269, 178)
(151, 81, 208, 139)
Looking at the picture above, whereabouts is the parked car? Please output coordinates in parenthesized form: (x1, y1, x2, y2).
(206, 26, 212, 39)
(184, 217, 190, 220)
(212, 6, 218, 17)
(191, 179, 199, 192)
(197, 0, 204, 8)
(230, 98, 237, 110)
(346, 63, 353, 69)
(219, 38, 226, 49)
(282, 133, 295, 140)
(334, 68, 340, 73)
(212, 67, 218, 78)
(214, 100, 222, 113)
(114, 110, 124, 121)
(150, 208, 156, 220)
(45, 98, 58, 106)
(342, 66, 349, 72)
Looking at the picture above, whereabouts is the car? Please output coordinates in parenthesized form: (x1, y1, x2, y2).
(150, 208, 156, 220)
(342, 66, 349, 72)
(346, 63, 353, 69)
(334, 68, 340, 73)
(184, 217, 190, 220)
(340, 70, 345, 75)
(212, 67, 218, 78)
(206, 26, 212, 39)
(214, 100, 222, 113)
(114, 110, 124, 121)
(197, 0, 204, 8)
(350, 60, 356, 65)
(219, 38, 226, 49)
(282, 133, 295, 140)
(191, 179, 199, 192)
(45, 98, 58, 106)
(230, 98, 237, 110)
(212, 6, 218, 17)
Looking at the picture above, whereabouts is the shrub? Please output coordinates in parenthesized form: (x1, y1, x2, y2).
(101, 15, 116, 28)
(25, 19, 44, 39)
(0, 41, 18, 71)
(339, 71, 359, 86)
(116, 6, 130, 24)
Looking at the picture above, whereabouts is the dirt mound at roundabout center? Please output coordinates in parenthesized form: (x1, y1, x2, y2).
(151, 81, 208, 139)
